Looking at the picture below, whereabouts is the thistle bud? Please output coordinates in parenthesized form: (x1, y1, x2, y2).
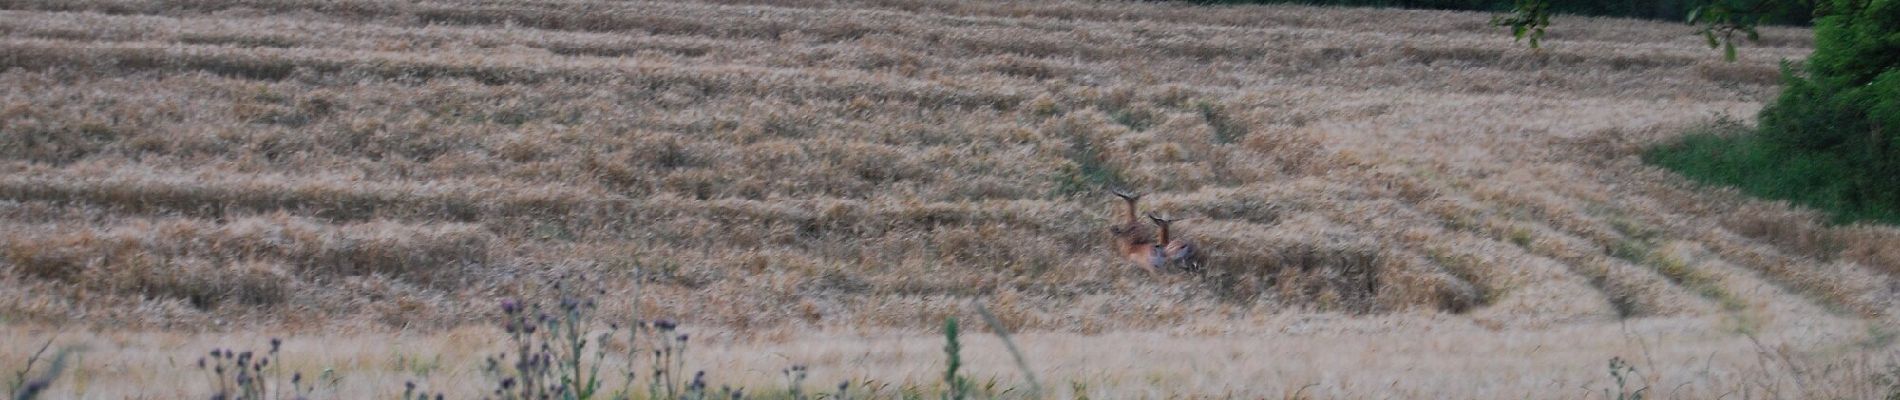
(499, 298, 521, 314)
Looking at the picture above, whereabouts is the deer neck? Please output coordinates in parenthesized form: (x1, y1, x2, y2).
(1122, 199, 1139, 225)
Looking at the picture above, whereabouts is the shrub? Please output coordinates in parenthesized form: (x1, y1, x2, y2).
(1652, 0, 1900, 225)
(1754, 0, 1900, 217)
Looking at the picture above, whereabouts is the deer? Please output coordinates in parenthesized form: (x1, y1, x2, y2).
(1108, 189, 1159, 270)
(1146, 213, 1204, 272)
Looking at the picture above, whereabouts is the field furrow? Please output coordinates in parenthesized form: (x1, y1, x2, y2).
(1, 0, 1895, 397)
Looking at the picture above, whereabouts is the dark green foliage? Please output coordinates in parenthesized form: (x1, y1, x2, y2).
(1491, 0, 1551, 48)
(1646, 124, 1900, 225)
(1760, 0, 1899, 150)
(940, 317, 970, 400)
(1646, 0, 1898, 226)
(1747, 0, 1900, 222)
(1602, 357, 1648, 400)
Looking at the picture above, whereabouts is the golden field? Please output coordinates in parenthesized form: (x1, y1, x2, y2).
(0, 0, 1895, 397)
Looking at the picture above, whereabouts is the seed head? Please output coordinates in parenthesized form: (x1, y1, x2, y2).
(499, 298, 521, 314)
(17, 379, 48, 398)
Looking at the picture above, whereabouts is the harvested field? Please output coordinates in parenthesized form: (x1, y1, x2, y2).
(0, 0, 1895, 397)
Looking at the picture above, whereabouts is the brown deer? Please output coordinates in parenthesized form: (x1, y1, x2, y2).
(1108, 190, 1158, 269)
(1146, 213, 1204, 272)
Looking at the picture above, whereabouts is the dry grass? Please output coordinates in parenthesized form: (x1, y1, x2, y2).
(4, 316, 1894, 398)
(0, 0, 1895, 396)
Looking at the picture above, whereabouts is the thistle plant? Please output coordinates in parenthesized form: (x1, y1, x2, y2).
(485, 291, 614, 400)
(1603, 356, 1648, 400)
(196, 338, 311, 400)
(7, 337, 71, 400)
(481, 278, 736, 400)
(941, 317, 970, 400)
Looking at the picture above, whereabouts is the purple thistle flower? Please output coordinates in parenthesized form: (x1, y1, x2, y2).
(17, 380, 48, 398)
(500, 298, 521, 314)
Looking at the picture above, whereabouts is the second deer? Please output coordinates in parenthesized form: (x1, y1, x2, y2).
(1146, 213, 1204, 272)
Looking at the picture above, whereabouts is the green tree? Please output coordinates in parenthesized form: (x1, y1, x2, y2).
(1561, 0, 1900, 223)
(1754, 0, 1900, 220)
